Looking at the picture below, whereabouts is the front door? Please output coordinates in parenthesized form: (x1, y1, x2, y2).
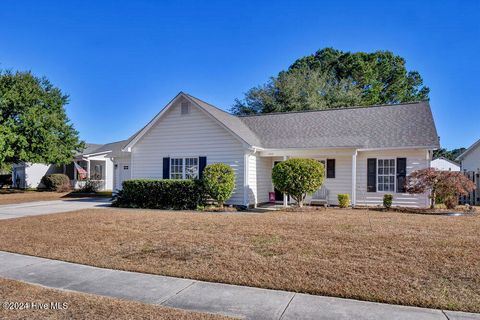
(116, 163, 131, 190)
(273, 161, 284, 201)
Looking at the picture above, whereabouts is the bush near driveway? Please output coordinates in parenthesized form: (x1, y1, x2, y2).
(272, 158, 324, 207)
(41, 174, 71, 192)
(112, 179, 206, 210)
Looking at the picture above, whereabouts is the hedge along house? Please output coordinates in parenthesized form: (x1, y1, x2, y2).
(118, 92, 439, 208)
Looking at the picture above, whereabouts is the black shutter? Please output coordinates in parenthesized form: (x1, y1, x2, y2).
(163, 157, 170, 179)
(367, 158, 376, 192)
(199, 156, 207, 179)
(327, 159, 335, 178)
(396, 158, 407, 193)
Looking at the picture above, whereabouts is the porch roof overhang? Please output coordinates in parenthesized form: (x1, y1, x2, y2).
(257, 146, 361, 157)
(74, 150, 113, 161)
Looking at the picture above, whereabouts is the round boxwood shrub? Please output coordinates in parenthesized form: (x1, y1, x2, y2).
(383, 194, 393, 209)
(41, 173, 71, 192)
(202, 163, 235, 208)
(338, 194, 350, 208)
(272, 158, 325, 207)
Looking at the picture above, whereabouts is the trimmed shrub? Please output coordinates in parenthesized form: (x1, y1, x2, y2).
(383, 194, 393, 209)
(112, 179, 206, 210)
(78, 179, 101, 193)
(202, 163, 235, 208)
(272, 158, 324, 207)
(41, 174, 71, 192)
(338, 194, 350, 208)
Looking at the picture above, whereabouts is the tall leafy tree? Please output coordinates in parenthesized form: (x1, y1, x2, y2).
(433, 148, 466, 162)
(232, 48, 429, 115)
(0, 70, 84, 166)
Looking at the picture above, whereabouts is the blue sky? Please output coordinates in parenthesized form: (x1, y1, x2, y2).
(1, 0, 479, 149)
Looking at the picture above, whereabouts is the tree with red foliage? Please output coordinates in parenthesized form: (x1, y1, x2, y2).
(406, 168, 476, 209)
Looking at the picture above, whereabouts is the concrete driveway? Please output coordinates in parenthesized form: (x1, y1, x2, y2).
(0, 198, 110, 220)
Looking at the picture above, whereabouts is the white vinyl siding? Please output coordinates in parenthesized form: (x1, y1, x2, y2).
(356, 149, 430, 208)
(461, 143, 480, 172)
(131, 98, 246, 205)
(315, 156, 352, 206)
(431, 158, 460, 171)
(248, 155, 272, 205)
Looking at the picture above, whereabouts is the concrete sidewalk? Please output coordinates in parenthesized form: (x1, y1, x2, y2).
(0, 252, 478, 319)
(0, 198, 110, 220)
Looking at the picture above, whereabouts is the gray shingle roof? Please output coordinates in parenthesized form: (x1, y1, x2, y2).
(91, 93, 440, 155)
(238, 101, 439, 149)
(79, 140, 128, 157)
(76, 143, 102, 156)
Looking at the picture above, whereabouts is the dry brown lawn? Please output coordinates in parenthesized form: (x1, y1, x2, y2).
(0, 208, 478, 313)
(0, 190, 72, 205)
(0, 278, 232, 320)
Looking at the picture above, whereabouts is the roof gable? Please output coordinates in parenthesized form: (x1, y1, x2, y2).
(123, 92, 259, 151)
(456, 139, 480, 161)
(432, 157, 460, 167)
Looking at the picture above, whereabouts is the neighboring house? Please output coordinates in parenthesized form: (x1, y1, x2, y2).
(12, 141, 126, 191)
(66, 141, 127, 192)
(456, 139, 480, 205)
(456, 139, 480, 172)
(431, 157, 460, 171)
(116, 92, 438, 208)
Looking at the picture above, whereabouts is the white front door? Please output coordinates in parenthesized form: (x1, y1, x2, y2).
(116, 163, 131, 190)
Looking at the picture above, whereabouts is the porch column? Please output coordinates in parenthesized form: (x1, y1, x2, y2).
(351, 150, 357, 207)
(283, 155, 288, 207)
(86, 159, 91, 179)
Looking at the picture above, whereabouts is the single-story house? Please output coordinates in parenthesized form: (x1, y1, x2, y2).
(13, 92, 440, 208)
(112, 92, 438, 208)
(456, 139, 480, 205)
(431, 157, 460, 171)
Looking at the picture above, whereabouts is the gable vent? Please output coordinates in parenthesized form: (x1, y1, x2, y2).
(181, 102, 190, 115)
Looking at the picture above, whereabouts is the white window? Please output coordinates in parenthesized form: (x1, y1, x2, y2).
(185, 157, 199, 179)
(170, 157, 198, 179)
(170, 158, 183, 179)
(377, 159, 395, 192)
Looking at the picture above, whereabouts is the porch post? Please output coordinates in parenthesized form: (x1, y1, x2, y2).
(351, 150, 357, 207)
(86, 159, 91, 179)
(283, 155, 288, 207)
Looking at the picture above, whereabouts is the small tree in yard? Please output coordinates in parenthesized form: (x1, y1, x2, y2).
(272, 158, 325, 207)
(406, 168, 475, 209)
(202, 163, 235, 208)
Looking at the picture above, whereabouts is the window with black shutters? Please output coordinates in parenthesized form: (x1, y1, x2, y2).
(327, 159, 335, 178)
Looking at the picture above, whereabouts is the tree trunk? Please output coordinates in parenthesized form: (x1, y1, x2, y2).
(430, 190, 435, 209)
